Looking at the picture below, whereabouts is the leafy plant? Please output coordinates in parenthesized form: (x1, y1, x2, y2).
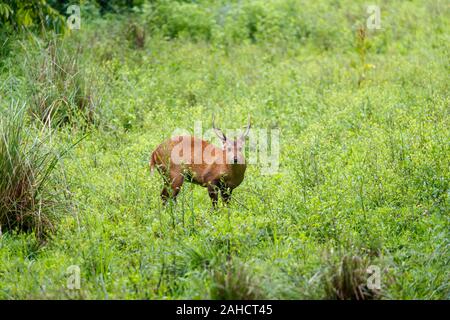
(0, 0, 65, 32)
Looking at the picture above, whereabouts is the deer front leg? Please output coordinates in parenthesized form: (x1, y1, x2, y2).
(161, 185, 170, 204)
(170, 174, 184, 201)
(207, 184, 219, 208)
(161, 174, 184, 204)
(220, 187, 232, 206)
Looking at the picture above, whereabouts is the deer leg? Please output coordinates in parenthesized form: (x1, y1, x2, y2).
(207, 184, 219, 209)
(161, 185, 170, 204)
(169, 175, 184, 201)
(159, 166, 172, 204)
(220, 187, 232, 206)
(161, 174, 184, 204)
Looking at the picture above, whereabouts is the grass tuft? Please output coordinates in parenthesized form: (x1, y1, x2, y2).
(209, 260, 265, 300)
(321, 252, 381, 300)
(0, 101, 61, 239)
(23, 36, 97, 127)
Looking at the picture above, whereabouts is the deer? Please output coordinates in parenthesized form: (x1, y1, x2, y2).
(150, 117, 251, 208)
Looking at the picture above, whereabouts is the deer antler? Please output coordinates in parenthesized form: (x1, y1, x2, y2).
(212, 115, 227, 141)
(240, 115, 251, 139)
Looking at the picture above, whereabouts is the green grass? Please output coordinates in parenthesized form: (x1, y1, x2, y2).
(0, 0, 449, 299)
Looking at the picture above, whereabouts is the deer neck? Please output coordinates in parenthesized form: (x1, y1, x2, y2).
(223, 161, 246, 187)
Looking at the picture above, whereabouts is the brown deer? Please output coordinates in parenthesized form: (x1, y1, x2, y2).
(150, 117, 251, 207)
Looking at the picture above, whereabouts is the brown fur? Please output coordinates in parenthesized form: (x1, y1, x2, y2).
(150, 135, 247, 207)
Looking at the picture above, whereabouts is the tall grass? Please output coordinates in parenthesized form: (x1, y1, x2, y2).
(0, 101, 60, 238)
(23, 36, 97, 127)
